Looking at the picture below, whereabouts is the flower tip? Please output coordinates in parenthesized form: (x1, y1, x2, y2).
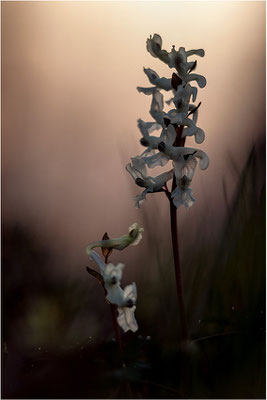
(86, 246, 92, 255)
(198, 76, 207, 88)
(128, 223, 144, 246)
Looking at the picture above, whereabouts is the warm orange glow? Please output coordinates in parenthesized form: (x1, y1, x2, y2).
(2, 1, 265, 273)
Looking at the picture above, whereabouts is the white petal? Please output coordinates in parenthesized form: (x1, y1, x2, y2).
(195, 150, 209, 169)
(143, 67, 160, 84)
(192, 87, 198, 102)
(151, 90, 164, 113)
(186, 49, 205, 58)
(160, 145, 209, 170)
(146, 34, 169, 64)
(137, 119, 161, 138)
(154, 77, 172, 91)
(146, 34, 162, 58)
(104, 263, 125, 282)
(168, 46, 187, 72)
(150, 169, 173, 190)
(137, 86, 158, 95)
(143, 152, 170, 168)
(173, 157, 197, 182)
(117, 306, 138, 333)
(126, 163, 143, 181)
(106, 284, 124, 306)
(123, 282, 137, 301)
(185, 73, 206, 88)
(161, 124, 176, 146)
(171, 187, 195, 209)
(89, 250, 106, 275)
(131, 156, 147, 177)
(152, 33, 162, 47)
(195, 128, 205, 144)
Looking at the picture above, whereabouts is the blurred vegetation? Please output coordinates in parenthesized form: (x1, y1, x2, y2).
(2, 138, 265, 398)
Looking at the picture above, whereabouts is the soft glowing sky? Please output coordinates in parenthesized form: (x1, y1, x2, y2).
(2, 1, 265, 276)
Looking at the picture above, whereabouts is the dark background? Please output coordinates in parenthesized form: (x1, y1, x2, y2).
(2, 2, 266, 398)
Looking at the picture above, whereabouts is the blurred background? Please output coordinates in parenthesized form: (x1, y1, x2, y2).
(2, 1, 265, 398)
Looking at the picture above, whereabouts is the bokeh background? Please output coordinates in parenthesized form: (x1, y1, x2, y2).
(2, 1, 265, 398)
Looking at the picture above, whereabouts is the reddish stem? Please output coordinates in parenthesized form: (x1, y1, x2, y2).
(169, 125, 189, 343)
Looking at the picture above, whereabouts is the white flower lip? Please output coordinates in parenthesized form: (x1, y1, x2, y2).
(117, 283, 138, 332)
(126, 159, 173, 207)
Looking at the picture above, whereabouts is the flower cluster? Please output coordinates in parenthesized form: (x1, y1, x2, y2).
(87, 223, 143, 333)
(127, 34, 209, 209)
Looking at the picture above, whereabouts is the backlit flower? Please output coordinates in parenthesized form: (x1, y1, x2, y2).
(117, 283, 138, 333)
(146, 34, 169, 64)
(126, 160, 173, 207)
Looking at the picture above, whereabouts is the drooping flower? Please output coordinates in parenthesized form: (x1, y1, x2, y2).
(89, 250, 125, 302)
(89, 250, 138, 332)
(86, 223, 144, 255)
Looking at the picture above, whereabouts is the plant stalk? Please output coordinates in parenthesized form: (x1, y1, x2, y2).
(169, 125, 189, 343)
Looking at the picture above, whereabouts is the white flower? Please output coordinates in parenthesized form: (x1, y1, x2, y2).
(126, 160, 173, 207)
(143, 67, 172, 91)
(171, 153, 197, 209)
(89, 250, 138, 333)
(101, 263, 125, 305)
(168, 45, 206, 87)
(137, 88, 204, 144)
(158, 143, 209, 170)
(167, 83, 198, 110)
(137, 119, 176, 151)
(88, 250, 124, 301)
(117, 283, 138, 333)
(146, 34, 169, 64)
(86, 223, 144, 255)
(171, 186, 195, 209)
(137, 88, 166, 127)
(103, 263, 125, 286)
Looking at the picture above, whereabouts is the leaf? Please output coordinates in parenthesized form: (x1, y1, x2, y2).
(171, 73, 182, 91)
(187, 102, 201, 117)
(101, 232, 113, 259)
(85, 267, 104, 286)
(188, 60, 197, 73)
